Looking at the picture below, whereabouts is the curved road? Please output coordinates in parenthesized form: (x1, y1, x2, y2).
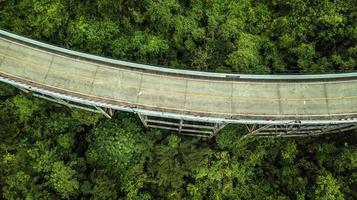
(1, 29, 357, 125)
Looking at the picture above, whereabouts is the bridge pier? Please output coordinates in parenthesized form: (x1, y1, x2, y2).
(137, 114, 227, 138)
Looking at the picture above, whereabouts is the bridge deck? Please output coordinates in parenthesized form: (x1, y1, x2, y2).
(1, 30, 357, 123)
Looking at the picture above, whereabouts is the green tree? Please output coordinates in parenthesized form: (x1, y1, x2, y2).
(48, 161, 79, 199)
(86, 119, 139, 173)
(314, 173, 344, 200)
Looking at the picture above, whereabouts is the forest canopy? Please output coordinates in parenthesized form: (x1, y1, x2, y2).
(0, 0, 356, 199)
(0, 0, 356, 74)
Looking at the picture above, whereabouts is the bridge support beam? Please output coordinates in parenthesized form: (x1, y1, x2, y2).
(18, 87, 114, 118)
(137, 114, 226, 138)
(244, 122, 357, 138)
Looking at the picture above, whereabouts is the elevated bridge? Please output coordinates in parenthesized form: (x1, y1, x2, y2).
(1, 29, 357, 137)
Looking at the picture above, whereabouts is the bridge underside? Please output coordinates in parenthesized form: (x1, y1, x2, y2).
(244, 123, 357, 138)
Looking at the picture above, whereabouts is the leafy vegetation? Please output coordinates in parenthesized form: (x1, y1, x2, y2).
(0, 0, 356, 73)
(0, 0, 356, 199)
(0, 85, 356, 199)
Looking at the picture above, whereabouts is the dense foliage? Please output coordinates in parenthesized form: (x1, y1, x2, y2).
(0, 0, 356, 73)
(0, 0, 356, 199)
(0, 83, 356, 199)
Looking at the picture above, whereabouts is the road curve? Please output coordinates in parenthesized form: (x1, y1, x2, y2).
(1, 29, 357, 124)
